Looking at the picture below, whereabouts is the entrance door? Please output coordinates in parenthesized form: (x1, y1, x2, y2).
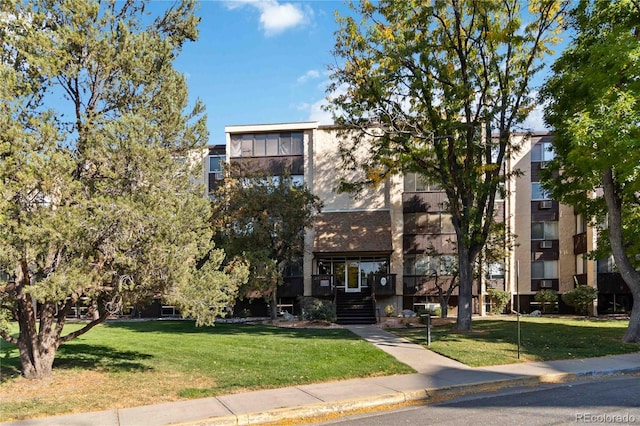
(345, 261, 360, 293)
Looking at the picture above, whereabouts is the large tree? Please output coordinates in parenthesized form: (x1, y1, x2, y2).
(541, 0, 640, 342)
(211, 166, 322, 320)
(0, 0, 248, 380)
(328, 0, 566, 331)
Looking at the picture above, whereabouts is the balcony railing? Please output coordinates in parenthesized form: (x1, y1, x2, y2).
(573, 232, 587, 254)
(311, 274, 397, 297)
(311, 275, 335, 297)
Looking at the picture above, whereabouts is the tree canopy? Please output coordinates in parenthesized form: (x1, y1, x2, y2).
(541, 0, 640, 342)
(0, 0, 248, 379)
(328, 0, 566, 331)
(211, 166, 322, 320)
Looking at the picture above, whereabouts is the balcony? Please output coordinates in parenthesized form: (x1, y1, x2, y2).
(373, 274, 396, 296)
(573, 232, 587, 254)
(311, 275, 335, 297)
(280, 277, 304, 297)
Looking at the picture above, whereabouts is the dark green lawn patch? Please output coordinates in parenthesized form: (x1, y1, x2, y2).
(391, 316, 639, 367)
(1, 320, 413, 420)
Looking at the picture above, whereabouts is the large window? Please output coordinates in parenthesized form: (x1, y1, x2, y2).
(404, 212, 454, 234)
(230, 132, 303, 158)
(403, 172, 442, 192)
(209, 155, 225, 179)
(531, 221, 558, 240)
(404, 254, 455, 276)
(597, 255, 616, 273)
(531, 182, 551, 200)
(531, 260, 558, 279)
(531, 141, 555, 162)
(488, 261, 505, 279)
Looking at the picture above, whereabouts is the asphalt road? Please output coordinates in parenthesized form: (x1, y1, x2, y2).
(317, 375, 640, 425)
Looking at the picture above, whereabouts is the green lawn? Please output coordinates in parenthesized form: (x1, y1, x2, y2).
(0, 320, 413, 421)
(392, 316, 640, 367)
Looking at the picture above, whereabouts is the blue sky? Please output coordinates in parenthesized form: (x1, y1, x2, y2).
(167, 0, 351, 144)
(166, 0, 554, 146)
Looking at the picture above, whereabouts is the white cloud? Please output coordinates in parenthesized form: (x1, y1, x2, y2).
(224, 0, 310, 36)
(308, 98, 333, 124)
(297, 69, 320, 84)
(301, 83, 347, 125)
(521, 92, 550, 132)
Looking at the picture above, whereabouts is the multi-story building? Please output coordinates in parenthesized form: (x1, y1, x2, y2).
(204, 122, 632, 323)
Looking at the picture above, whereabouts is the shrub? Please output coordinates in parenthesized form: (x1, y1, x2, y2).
(534, 289, 558, 313)
(384, 304, 395, 317)
(487, 288, 510, 314)
(562, 285, 597, 316)
(417, 306, 441, 324)
(298, 297, 336, 322)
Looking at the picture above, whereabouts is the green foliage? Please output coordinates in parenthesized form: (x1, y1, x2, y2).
(562, 285, 598, 316)
(298, 297, 336, 322)
(328, 0, 567, 331)
(541, 0, 640, 342)
(417, 306, 441, 324)
(487, 288, 511, 314)
(0, 0, 247, 378)
(212, 166, 322, 319)
(534, 289, 559, 313)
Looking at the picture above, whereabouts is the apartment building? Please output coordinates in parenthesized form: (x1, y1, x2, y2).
(205, 122, 630, 323)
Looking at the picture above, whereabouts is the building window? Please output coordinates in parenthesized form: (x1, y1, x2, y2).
(488, 261, 505, 279)
(597, 255, 615, 273)
(576, 214, 587, 233)
(531, 222, 558, 240)
(403, 172, 442, 192)
(576, 255, 587, 275)
(404, 254, 455, 276)
(531, 141, 555, 162)
(531, 182, 551, 200)
(531, 260, 558, 279)
(209, 155, 225, 179)
(403, 212, 454, 234)
(230, 132, 304, 158)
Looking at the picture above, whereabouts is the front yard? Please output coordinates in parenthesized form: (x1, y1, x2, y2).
(390, 315, 640, 367)
(0, 320, 413, 421)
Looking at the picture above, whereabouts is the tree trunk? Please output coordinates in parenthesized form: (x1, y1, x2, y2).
(623, 299, 640, 343)
(456, 248, 474, 331)
(15, 294, 60, 379)
(602, 168, 640, 343)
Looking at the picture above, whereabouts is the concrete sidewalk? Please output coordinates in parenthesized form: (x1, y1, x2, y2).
(4, 325, 640, 426)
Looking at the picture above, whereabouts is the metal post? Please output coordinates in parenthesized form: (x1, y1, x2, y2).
(422, 313, 431, 346)
(517, 260, 521, 360)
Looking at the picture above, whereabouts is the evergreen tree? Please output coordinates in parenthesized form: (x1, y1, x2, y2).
(0, 0, 248, 379)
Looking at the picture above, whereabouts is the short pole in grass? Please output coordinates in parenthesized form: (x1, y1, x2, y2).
(421, 313, 431, 346)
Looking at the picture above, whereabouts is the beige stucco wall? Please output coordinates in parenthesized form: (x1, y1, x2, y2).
(311, 128, 389, 212)
(508, 134, 533, 297)
(558, 204, 576, 293)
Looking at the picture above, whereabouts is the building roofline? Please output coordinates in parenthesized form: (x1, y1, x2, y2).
(225, 121, 319, 133)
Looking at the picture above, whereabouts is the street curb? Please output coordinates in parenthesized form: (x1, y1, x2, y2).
(176, 368, 640, 425)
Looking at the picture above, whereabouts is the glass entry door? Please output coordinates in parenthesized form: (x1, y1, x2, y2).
(345, 261, 360, 292)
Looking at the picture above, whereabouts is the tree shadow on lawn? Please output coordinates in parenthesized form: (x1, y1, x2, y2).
(106, 320, 358, 340)
(1, 343, 152, 382)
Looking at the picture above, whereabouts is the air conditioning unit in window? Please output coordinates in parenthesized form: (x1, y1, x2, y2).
(539, 240, 553, 249)
(540, 280, 553, 288)
(539, 200, 552, 209)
